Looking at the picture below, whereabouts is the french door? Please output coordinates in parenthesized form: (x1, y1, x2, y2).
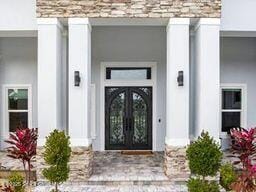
(105, 87, 152, 150)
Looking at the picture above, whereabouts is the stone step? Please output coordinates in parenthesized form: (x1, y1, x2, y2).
(38, 180, 186, 186)
(34, 184, 188, 192)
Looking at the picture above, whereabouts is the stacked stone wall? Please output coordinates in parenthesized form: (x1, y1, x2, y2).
(37, 0, 221, 18)
(164, 145, 190, 180)
(36, 146, 93, 182)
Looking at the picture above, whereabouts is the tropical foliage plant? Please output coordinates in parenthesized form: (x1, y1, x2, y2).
(230, 128, 256, 192)
(8, 172, 25, 192)
(5, 128, 38, 185)
(220, 163, 237, 191)
(0, 183, 14, 192)
(42, 130, 71, 192)
(187, 178, 219, 192)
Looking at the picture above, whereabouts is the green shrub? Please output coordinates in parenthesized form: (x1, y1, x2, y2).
(187, 178, 220, 192)
(220, 163, 237, 191)
(42, 130, 71, 192)
(186, 131, 223, 177)
(8, 172, 25, 192)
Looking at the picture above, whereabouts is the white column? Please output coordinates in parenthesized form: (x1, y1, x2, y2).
(194, 18, 220, 140)
(37, 18, 63, 146)
(166, 18, 190, 147)
(68, 18, 91, 147)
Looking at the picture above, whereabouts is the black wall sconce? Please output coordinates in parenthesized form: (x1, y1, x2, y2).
(177, 71, 184, 86)
(74, 71, 81, 86)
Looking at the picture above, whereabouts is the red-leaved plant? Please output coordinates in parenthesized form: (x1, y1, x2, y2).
(230, 128, 256, 191)
(0, 184, 14, 192)
(5, 128, 38, 185)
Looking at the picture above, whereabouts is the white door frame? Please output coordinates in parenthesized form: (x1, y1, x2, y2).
(100, 62, 157, 151)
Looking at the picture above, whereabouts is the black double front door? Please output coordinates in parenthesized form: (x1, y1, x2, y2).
(105, 87, 152, 150)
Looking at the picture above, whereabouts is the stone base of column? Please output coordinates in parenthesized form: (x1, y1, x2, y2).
(36, 145, 93, 182)
(36, 146, 47, 182)
(164, 145, 190, 181)
(69, 146, 93, 181)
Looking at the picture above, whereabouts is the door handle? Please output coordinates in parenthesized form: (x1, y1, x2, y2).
(129, 118, 133, 130)
(125, 117, 129, 131)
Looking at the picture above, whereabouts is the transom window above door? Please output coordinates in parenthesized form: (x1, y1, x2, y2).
(4, 85, 32, 133)
(221, 84, 246, 135)
(106, 67, 151, 80)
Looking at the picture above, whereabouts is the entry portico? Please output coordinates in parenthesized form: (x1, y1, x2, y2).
(36, 17, 221, 179)
(2, 0, 256, 186)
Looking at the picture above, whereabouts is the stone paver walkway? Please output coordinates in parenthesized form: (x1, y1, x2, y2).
(89, 152, 168, 183)
(34, 184, 187, 192)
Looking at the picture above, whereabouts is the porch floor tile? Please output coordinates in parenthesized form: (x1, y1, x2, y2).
(89, 151, 169, 182)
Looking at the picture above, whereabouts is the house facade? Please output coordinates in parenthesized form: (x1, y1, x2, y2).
(1, 0, 256, 180)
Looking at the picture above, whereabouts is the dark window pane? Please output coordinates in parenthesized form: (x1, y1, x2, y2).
(222, 112, 240, 133)
(9, 112, 28, 132)
(222, 89, 241, 109)
(106, 68, 151, 80)
(8, 89, 28, 110)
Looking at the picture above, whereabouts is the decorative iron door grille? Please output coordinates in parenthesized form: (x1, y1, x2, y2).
(105, 87, 152, 150)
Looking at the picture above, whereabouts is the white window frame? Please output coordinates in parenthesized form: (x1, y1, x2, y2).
(220, 84, 247, 138)
(2, 84, 32, 138)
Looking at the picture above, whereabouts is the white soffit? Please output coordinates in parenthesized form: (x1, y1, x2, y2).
(0, 30, 37, 37)
(56, 18, 199, 27)
(221, 31, 256, 37)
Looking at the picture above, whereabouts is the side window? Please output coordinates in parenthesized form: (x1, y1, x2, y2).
(4, 86, 32, 132)
(221, 87, 245, 134)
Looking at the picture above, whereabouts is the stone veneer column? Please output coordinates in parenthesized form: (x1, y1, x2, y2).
(37, 18, 64, 181)
(164, 18, 190, 180)
(194, 18, 221, 141)
(68, 18, 93, 180)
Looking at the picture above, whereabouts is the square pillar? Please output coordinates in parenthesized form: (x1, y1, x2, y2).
(37, 18, 64, 146)
(68, 18, 93, 180)
(194, 18, 221, 141)
(37, 18, 64, 181)
(164, 18, 190, 180)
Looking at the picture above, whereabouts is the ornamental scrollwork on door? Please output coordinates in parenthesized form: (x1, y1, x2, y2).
(109, 92, 125, 145)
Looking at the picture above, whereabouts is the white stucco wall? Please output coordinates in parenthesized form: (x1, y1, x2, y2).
(221, 0, 256, 31)
(91, 26, 166, 151)
(220, 37, 256, 128)
(0, 0, 37, 31)
(0, 37, 37, 147)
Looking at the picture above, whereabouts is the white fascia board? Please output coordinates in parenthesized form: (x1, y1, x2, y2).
(37, 18, 64, 31)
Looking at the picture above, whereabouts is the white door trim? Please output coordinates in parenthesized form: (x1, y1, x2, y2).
(91, 84, 96, 140)
(100, 62, 157, 151)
